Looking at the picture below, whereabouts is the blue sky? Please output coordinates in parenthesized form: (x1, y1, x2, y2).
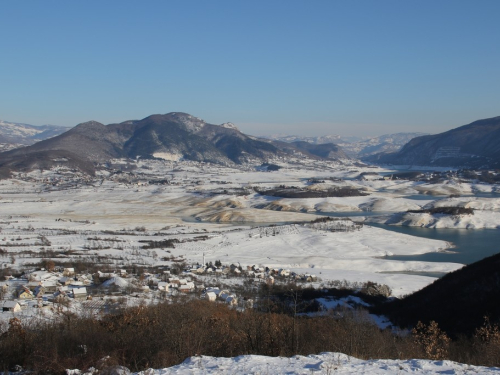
(1, 1, 499, 137)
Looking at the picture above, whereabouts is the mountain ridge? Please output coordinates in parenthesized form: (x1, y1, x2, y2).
(0, 120, 70, 151)
(263, 132, 428, 158)
(0, 112, 350, 175)
(367, 116, 500, 167)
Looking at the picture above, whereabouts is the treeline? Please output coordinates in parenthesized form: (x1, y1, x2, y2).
(407, 206, 474, 216)
(139, 239, 179, 249)
(375, 252, 500, 338)
(1, 299, 500, 373)
(255, 187, 368, 198)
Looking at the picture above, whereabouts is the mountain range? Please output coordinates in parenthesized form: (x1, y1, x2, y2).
(0, 112, 349, 176)
(3, 113, 500, 174)
(0, 120, 69, 151)
(264, 132, 427, 158)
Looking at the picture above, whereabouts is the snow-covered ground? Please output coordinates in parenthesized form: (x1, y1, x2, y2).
(382, 210, 500, 229)
(370, 197, 500, 229)
(3, 160, 498, 299)
(129, 352, 500, 374)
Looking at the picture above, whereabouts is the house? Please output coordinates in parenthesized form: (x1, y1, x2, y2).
(59, 277, 72, 286)
(27, 281, 41, 291)
(219, 291, 231, 301)
(97, 271, 115, 280)
(72, 287, 87, 300)
(157, 282, 169, 291)
(303, 274, 317, 282)
(28, 270, 52, 282)
(230, 263, 240, 272)
(168, 277, 180, 285)
(278, 269, 290, 277)
(193, 266, 205, 274)
(178, 283, 194, 293)
(41, 280, 58, 292)
(2, 301, 21, 313)
(205, 287, 221, 296)
(34, 285, 46, 298)
(205, 291, 217, 302)
(18, 286, 34, 299)
(63, 268, 75, 277)
(56, 286, 69, 296)
(77, 274, 93, 285)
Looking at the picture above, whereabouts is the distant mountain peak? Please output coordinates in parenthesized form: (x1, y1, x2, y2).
(70, 121, 107, 136)
(220, 122, 239, 131)
(163, 112, 206, 133)
(74, 120, 104, 128)
(0, 120, 70, 152)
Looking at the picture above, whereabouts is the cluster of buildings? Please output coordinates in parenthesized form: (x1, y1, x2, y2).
(0, 258, 320, 318)
(0, 267, 90, 303)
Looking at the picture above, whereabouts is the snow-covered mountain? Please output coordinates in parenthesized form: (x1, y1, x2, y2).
(368, 115, 500, 168)
(0, 113, 352, 175)
(263, 132, 428, 158)
(0, 120, 69, 151)
(340, 132, 429, 158)
(266, 134, 342, 144)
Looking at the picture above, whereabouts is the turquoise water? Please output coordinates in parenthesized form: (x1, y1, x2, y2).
(365, 222, 500, 265)
(321, 210, 500, 265)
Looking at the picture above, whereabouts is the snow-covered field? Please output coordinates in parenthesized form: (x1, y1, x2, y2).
(3, 160, 499, 298)
(376, 196, 500, 229)
(130, 352, 500, 374)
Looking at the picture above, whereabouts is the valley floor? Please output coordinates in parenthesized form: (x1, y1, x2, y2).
(0, 159, 473, 298)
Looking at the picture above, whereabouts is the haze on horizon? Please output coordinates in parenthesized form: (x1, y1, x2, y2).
(1, 1, 499, 138)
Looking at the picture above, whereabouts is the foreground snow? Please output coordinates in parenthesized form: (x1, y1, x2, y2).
(133, 352, 500, 374)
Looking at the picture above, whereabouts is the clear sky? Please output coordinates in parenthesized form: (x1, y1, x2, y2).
(1, 1, 499, 137)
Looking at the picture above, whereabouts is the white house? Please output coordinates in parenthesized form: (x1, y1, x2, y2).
(72, 287, 87, 299)
(205, 291, 217, 302)
(178, 282, 195, 293)
(157, 282, 169, 291)
(2, 300, 21, 313)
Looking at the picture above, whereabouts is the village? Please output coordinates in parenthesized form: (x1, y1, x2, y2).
(0, 258, 323, 322)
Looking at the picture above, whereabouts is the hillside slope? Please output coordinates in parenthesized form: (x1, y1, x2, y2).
(368, 116, 500, 167)
(378, 251, 500, 336)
